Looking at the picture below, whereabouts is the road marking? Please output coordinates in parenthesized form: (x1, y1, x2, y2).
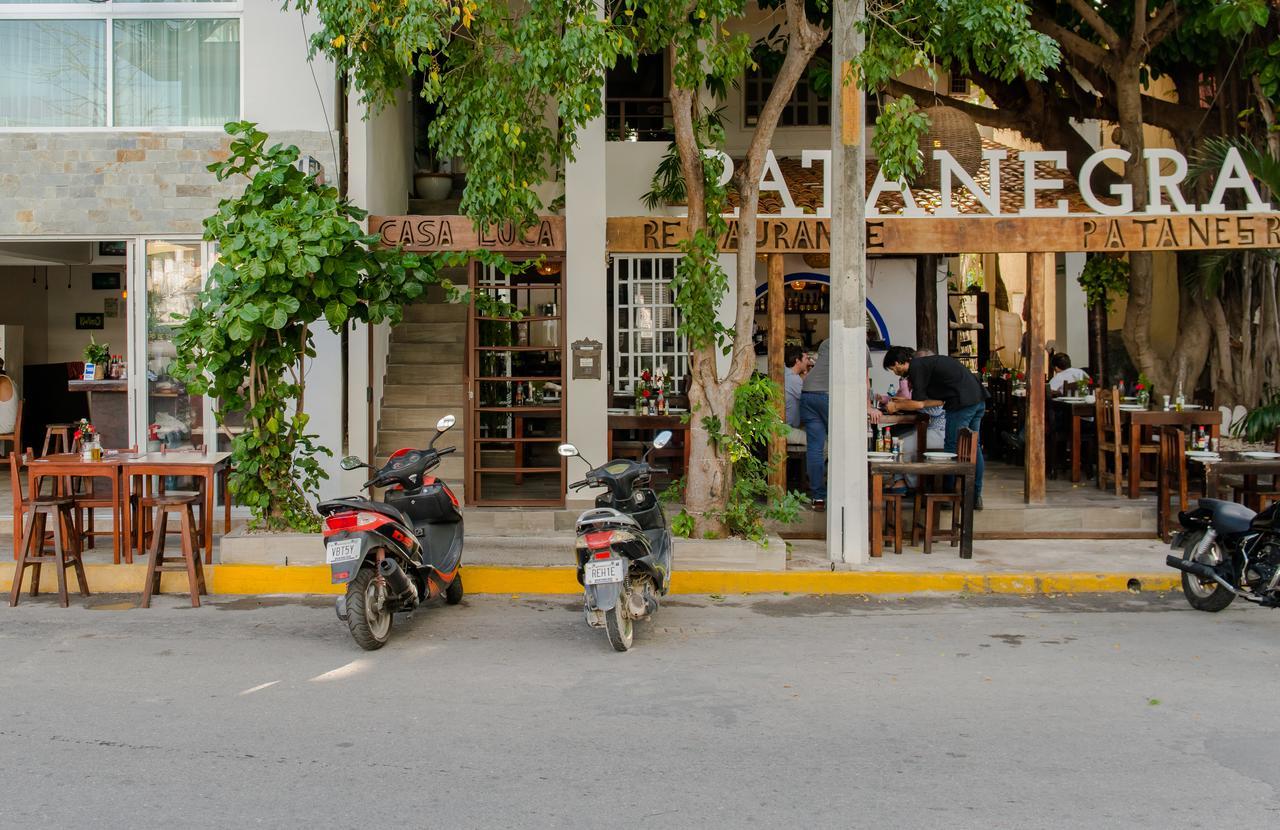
(238, 681, 280, 696)
(309, 659, 370, 683)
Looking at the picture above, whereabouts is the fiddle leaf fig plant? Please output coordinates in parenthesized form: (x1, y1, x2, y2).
(1078, 255, 1131, 311)
(171, 122, 509, 532)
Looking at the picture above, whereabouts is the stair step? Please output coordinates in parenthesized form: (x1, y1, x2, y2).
(391, 323, 466, 345)
(387, 344, 466, 364)
(376, 429, 466, 453)
(381, 383, 464, 407)
(384, 364, 464, 385)
(401, 303, 467, 323)
(380, 405, 465, 430)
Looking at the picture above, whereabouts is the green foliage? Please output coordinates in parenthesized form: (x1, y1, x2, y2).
(670, 510, 696, 539)
(872, 95, 928, 183)
(173, 122, 505, 532)
(1078, 256, 1131, 311)
(1187, 137, 1280, 298)
(1232, 387, 1280, 443)
(642, 107, 726, 211)
(698, 375, 806, 544)
(82, 336, 110, 367)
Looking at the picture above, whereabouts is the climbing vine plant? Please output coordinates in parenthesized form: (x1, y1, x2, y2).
(172, 122, 506, 532)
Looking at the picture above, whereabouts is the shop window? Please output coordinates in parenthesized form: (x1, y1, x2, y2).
(0, 3, 241, 129)
(610, 255, 688, 395)
(949, 73, 970, 96)
(605, 51, 671, 141)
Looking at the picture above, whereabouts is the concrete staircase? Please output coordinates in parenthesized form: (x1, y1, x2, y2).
(376, 285, 468, 501)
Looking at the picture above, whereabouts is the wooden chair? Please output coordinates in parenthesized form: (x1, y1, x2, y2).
(9, 448, 88, 608)
(0, 399, 21, 460)
(131, 475, 207, 564)
(1094, 387, 1158, 496)
(880, 491, 905, 555)
(1230, 427, 1280, 508)
(139, 494, 207, 608)
(72, 445, 138, 564)
(1157, 427, 1189, 541)
(913, 429, 978, 553)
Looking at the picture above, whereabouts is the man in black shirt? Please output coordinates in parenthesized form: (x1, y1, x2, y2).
(882, 345, 986, 509)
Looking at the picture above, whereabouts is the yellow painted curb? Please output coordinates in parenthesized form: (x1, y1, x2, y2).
(0, 563, 1179, 597)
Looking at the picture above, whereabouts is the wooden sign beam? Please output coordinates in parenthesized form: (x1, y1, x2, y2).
(604, 214, 1280, 255)
(371, 215, 566, 253)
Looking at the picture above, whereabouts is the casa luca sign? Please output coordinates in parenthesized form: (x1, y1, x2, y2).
(606, 146, 1279, 255)
(372, 215, 565, 252)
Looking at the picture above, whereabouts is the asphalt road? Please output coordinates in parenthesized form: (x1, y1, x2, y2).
(1, 590, 1277, 828)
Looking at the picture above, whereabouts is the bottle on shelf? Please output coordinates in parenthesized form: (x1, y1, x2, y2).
(514, 381, 524, 407)
(1174, 380, 1185, 412)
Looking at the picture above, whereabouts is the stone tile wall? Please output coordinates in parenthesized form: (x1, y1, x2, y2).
(0, 131, 338, 238)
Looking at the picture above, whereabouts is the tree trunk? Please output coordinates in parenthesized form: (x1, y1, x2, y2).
(1087, 299, 1108, 383)
(916, 254, 939, 352)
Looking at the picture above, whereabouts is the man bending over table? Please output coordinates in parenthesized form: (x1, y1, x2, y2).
(882, 345, 986, 510)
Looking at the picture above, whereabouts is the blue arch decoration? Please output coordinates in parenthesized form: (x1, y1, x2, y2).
(755, 271, 891, 347)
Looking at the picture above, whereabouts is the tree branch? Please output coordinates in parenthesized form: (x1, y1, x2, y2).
(1029, 9, 1114, 69)
(1145, 2, 1184, 52)
(885, 80, 1025, 130)
(1064, 0, 1122, 50)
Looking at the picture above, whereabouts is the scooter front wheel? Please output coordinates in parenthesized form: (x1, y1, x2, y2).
(604, 600, 634, 652)
(346, 566, 393, 650)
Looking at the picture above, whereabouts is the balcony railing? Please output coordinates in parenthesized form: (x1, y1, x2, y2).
(605, 97, 673, 142)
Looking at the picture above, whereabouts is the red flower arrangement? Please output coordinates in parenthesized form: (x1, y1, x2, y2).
(73, 418, 96, 443)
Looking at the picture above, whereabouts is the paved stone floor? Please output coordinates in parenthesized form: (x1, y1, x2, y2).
(1, 592, 1276, 827)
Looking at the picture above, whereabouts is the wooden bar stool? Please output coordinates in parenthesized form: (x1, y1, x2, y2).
(41, 423, 77, 457)
(139, 494, 207, 608)
(9, 488, 88, 608)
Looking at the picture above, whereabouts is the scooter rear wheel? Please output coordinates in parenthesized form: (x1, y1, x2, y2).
(604, 601, 634, 652)
(445, 572, 464, 605)
(346, 566, 393, 650)
(1180, 530, 1236, 612)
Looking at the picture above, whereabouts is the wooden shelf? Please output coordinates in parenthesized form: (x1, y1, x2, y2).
(475, 315, 561, 322)
(475, 405, 563, 413)
(475, 346, 563, 352)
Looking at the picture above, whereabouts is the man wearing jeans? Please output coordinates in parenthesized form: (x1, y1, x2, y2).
(800, 340, 880, 511)
(882, 345, 986, 510)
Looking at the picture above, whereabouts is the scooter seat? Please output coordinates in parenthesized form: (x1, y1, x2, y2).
(1198, 498, 1256, 534)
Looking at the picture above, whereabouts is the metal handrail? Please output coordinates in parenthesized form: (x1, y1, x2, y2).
(605, 97, 673, 141)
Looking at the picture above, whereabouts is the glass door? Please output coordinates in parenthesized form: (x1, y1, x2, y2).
(469, 260, 565, 506)
(140, 240, 207, 451)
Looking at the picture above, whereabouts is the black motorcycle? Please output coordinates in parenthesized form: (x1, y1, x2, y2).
(558, 431, 674, 651)
(319, 414, 465, 649)
(1166, 498, 1280, 611)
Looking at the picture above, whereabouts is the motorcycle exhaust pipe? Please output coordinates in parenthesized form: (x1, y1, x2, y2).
(379, 558, 419, 609)
(1165, 555, 1242, 597)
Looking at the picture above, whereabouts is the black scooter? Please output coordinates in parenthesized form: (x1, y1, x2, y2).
(559, 431, 674, 651)
(1167, 498, 1280, 611)
(319, 414, 465, 650)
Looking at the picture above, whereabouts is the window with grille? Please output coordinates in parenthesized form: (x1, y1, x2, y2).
(743, 63, 829, 128)
(610, 254, 688, 395)
(949, 73, 970, 96)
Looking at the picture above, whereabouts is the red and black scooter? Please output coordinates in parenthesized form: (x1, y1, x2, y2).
(319, 414, 464, 650)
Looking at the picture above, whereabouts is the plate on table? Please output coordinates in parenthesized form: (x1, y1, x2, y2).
(867, 451, 895, 461)
(1243, 451, 1280, 460)
(1186, 451, 1220, 462)
(923, 451, 957, 461)
(1121, 396, 1139, 402)
(1119, 404, 1147, 411)
(1057, 396, 1089, 403)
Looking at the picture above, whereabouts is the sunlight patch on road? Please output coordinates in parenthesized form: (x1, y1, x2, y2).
(238, 680, 281, 696)
(308, 659, 371, 682)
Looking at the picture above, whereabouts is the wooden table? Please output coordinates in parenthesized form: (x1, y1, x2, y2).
(869, 457, 977, 559)
(26, 452, 141, 564)
(1194, 450, 1280, 503)
(1126, 409, 1221, 499)
(877, 412, 928, 450)
(124, 451, 231, 564)
(606, 413, 691, 476)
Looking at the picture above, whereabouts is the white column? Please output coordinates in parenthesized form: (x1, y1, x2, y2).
(564, 84, 609, 500)
(1061, 252, 1088, 362)
(827, 0, 869, 563)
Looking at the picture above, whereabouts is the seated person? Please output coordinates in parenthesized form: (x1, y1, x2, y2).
(1048, 352, 1089, 396)
(0, 357, 18, 440)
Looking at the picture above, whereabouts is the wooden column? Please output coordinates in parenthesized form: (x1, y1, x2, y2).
(915, 254, 939, 352)
(1024, 252, 1048, 503)
(767, 254, 787, 490)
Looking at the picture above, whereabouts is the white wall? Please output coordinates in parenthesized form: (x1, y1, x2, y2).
(242, 5, 337, 133)
(0, 267, 49, 366)
(45, 265, 128, 365)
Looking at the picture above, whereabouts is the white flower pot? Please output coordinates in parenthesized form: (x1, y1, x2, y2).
(414, 172, 453, 201)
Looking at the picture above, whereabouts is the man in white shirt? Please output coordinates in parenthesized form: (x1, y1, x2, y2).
(1048, 353, 1089, 395)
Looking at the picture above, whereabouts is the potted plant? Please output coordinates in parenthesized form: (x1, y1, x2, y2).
(82, 336, 110, 380)
(413, 150, 454, 201)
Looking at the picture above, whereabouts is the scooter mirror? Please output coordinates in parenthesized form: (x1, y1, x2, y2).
(557, 443, 579, 458)
(652, 430, 673, 450)
(340, 455, 365, 471)
(435, 414, 456, 432)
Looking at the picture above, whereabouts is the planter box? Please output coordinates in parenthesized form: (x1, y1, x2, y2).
(219, 527, 324, 566)
(677, 534, 787, 571)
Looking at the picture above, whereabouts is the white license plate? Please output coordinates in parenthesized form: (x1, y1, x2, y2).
(584, 558, 624, 585)
(326, 539, 361, 564)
